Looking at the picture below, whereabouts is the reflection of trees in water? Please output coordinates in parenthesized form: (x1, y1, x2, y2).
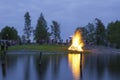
(84, 54, 120, 79)
(35, 54, 63, 80)
(51, 54, 62, 79)
(1, 53, 29, 79)
(108, 54, 120, 74)
(35, 54, 50, 80)
(24, 55, 30, 80)
(1, 53, 7, 77)
(1, 53, 34, 80)
(6, 55, 18, 69)
(6, 54, 27, 72)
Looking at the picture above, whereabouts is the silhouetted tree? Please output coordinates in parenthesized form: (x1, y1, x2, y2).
(51, 21, 61, 42)
(1, 26, 18, 40)
(0, 32, 1, 39)
(78, 27, 88, 41)
(107, 20, 120, 48)
(95, 18, 106, 45)
(21, 35, 26, 44)
(85, 23, 95, 44)
(24, 12, 32, 42)
(34, 13, 49, 43)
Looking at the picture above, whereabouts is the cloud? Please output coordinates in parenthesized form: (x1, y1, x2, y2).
(0, 0, 120, 40)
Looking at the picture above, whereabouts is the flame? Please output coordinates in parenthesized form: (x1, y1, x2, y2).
(68, 29, 84, 52)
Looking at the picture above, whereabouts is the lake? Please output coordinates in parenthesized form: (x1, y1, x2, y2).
(0, 51, 120, 80)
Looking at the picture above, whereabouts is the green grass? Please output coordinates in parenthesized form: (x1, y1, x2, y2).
(8, 44, 68, 52)
(0, 44, 90, 55)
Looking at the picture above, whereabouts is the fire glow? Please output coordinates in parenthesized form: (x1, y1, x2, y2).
(68, 29, 84, 52)
(68, 54, 81, 80)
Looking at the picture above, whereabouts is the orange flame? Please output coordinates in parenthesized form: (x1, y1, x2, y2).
(68, 29, 84, 52)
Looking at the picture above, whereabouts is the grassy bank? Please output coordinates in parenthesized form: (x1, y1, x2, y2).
(0, 44, 91, 54)
(8, 44, 68, 52)
(8, 44, 90, 53)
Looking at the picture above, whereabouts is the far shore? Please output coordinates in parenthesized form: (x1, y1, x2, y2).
(1, 44, 120, 55)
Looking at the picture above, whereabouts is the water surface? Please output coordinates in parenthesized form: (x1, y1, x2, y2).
(0, 52, 120, 80)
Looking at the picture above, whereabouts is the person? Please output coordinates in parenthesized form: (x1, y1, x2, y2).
(5, 41, 9, 50)
(1, 41, 5, 51)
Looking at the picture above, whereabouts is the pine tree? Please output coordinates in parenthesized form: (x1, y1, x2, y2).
(95, 18, 106, 45)
(51, 21, 61, 42)
(107, 20, 120, 48)
(34, 13, 49, 43)
(24, 12, 32, 42)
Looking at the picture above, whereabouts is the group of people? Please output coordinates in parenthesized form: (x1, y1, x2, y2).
(0, 40, 10, 51)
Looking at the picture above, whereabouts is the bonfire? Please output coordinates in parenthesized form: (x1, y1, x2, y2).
(68, 28, 84, 52)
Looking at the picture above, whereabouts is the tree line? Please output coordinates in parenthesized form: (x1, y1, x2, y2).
(79, 18, 120, 48)
(0, 12, 61, 44)
(23, 12, 61, 44)
(0, 12, 120, 48)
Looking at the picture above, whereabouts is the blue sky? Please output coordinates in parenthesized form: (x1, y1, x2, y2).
(0, 0, 120, 41)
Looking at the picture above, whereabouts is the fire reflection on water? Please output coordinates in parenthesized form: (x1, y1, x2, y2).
(68, 53, 84, 80)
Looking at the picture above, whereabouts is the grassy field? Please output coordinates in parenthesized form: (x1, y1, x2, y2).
(0, 44, 90, 55)
(8, 44, 69, 52)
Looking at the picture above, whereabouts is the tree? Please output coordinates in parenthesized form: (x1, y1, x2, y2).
(34, 13, 49, 43)
(24, 12, 32, 42)
(0, 32, 1, 39)
(85, 23, 95, 43)
(107, 20, 120, 48)
(1, 26, 18, 40)
(21, 35, 26, 44)
(95, 18, 106, 45)
(51, 21, 61, 42)
(78, 27, 88, 41)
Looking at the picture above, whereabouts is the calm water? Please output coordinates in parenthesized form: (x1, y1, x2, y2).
(0, 52, 120, 80)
